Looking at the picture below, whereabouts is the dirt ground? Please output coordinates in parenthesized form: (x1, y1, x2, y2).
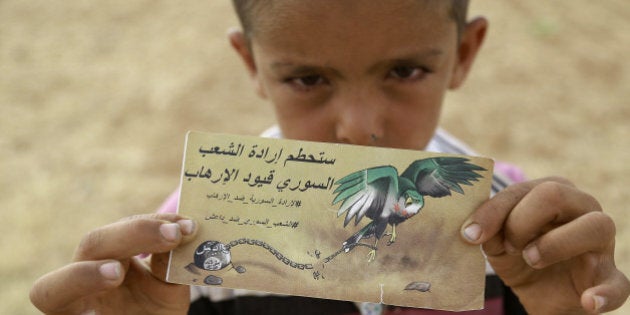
(1, 1, 628, 314)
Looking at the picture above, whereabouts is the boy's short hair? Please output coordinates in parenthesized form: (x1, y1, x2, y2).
(232, 0, 470, 40)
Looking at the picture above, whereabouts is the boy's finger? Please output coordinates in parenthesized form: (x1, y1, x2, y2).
(460, 177, 574, 244)
(74, 214, 196, 261)
(518, 211, 615, 268)
(581, 269, 630, 313)
(30, 260, 125, 314)
(503, 181, 602, 251)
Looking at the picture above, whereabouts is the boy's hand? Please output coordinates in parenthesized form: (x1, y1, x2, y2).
(461, 177, 630, 314)
(30, 213, 197, 315)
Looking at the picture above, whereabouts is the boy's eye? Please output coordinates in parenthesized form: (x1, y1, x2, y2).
(298, 75, 324, 86)
(286, 75, 328, 90)
(388, 66, 427, 81)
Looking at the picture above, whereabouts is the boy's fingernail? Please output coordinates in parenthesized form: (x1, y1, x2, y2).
(160, 223, 180, 242)
(523, 244, 540, 267)
(462, 223, 481, 242)
(99, 261, 121, 281)
(593, 295, 606, 311)
(178, 219, 195, 235)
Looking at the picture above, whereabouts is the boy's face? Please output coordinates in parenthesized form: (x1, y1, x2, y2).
(232, 0, 484, 150)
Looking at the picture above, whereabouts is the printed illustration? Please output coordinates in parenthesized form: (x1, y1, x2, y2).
(333, 157, 485, 261)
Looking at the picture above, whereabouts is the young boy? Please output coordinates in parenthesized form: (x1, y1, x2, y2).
(30, 1, 629, 314)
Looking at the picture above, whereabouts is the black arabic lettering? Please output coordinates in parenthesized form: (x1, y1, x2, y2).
(205, 213, 225, 221)
(199, 143, 244, 157)
(281, 176, 334, 192)
(265, 148, 283, 164)
(246, 145, 283, 164)
(284, 148, 336, 166)
(276, 178, 291, 192)
(245, 170, 275, 187)
(223, 168, 239, 184)
(184, 169, 199, 181)
(184, 166, 212, 181)
(247, 145, 258, 158)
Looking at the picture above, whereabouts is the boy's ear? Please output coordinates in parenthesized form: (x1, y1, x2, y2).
(449, 17, 488, 89)
(228, 28, 267, 98)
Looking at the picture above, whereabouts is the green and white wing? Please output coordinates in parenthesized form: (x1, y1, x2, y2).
(332, 166, 398, 227)
(401, 157, 486, 197)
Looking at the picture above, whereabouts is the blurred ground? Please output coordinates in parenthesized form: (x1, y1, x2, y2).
(1, 1, 628, 314)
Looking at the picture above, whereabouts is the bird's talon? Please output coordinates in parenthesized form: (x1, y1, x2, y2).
(388, 227, 397, 245)
(367, 249, 376, 262)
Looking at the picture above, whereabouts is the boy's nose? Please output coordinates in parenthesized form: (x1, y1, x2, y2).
(334, 94, 385, 146)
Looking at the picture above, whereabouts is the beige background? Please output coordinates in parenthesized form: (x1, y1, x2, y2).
(0, 1, 628, 314)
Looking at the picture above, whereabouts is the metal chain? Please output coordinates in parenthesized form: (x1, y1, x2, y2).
(225, 238, 314, 270)
(224, 238, 376, 271)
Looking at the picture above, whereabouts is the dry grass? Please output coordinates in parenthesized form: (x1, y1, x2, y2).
(1, 1, 628, 313)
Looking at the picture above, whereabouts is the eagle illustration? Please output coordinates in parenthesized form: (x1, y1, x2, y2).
(332, 157, 486, 261)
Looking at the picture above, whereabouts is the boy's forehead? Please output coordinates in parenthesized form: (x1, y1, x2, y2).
(250, 0, 452, 37)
